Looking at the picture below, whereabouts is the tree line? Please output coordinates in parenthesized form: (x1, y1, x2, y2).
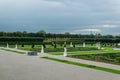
(0, 30, 120, 38)
(0, 30, 120, 45)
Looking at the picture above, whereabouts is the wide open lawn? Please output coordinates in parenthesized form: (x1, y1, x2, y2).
(6, 44, 120, 55)
(50, 47, 120, 55)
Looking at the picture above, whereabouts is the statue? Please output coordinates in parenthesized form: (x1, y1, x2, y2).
(41, 46, 44, 54)
(63, 47, 67, 57)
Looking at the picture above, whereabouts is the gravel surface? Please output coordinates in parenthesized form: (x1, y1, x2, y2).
(0, 50, 120, 80)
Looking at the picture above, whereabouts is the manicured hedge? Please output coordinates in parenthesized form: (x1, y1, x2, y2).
(0, 37, 43, 45)
(70, 38, 120, 43)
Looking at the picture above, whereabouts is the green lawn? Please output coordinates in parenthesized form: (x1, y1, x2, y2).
(50, 47, 120, 55)
(9, 44, 96, 49)
(16, 44, 98, 52)
(3, 44, 120, 56)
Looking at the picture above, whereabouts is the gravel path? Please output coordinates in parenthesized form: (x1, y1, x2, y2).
(0, 50, 120, 80)
(8, 48, 120, 70)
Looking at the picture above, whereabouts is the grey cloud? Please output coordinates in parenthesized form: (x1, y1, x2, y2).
(0, 0, 120, 35)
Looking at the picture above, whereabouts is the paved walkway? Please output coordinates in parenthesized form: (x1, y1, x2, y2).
(5, 48, 120, 70)
(0, 49, 120, 80)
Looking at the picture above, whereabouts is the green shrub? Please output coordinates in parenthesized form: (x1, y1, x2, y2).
(116, 57, 120, 63)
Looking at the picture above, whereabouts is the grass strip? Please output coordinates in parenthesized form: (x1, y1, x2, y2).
(1, 48, 26, 54)
(41, 57, 120, 74)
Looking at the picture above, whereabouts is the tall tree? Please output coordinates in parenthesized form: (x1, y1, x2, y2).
(37, 30, 46, 37)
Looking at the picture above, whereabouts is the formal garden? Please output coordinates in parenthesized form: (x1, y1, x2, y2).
(1, 41, 120, 65)
(0, 32, 120, 65)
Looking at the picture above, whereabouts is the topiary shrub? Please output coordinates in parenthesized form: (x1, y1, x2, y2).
(21, 44, 24, 47)
(43, 43, 46, 48)
(31, 44, 35, 48)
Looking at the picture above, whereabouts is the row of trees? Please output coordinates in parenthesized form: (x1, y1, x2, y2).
(0, 30, 120, 38)
(0, 30, 46, 37)
(0, 30, 120, 44)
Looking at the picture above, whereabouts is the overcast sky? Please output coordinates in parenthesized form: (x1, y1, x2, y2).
(0, 0, 120, 35)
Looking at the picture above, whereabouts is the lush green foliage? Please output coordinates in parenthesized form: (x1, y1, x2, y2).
(0, 31, 120, 38)
(0, 31, 120, 44)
